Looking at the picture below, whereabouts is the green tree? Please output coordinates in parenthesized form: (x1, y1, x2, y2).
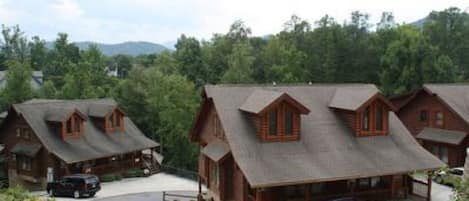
(0, 60, 33, 110)
(46, 33, 80, 87)
(114, 66, 199, 170)
(110, 54, 133, 78)
(175, 34, 207, 86)
(221, 42, 255, 83)
(28, 36, 48, 70)
(0, 25, 29, 64)
(38, 80, 57, 99)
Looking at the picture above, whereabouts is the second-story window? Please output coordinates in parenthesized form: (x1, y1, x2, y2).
(66, 118, 73, 133)
(269, 111, 277, 136)
(375, 106, 383, 131)
(285, 110, 293, 135)
(435, 111, 444, 127)
(74, 116, 81, 133)
(420, 110, 428, 123)
(362, 107, 370, 131)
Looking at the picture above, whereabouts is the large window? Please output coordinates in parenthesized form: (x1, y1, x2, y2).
(210, 162, 219, 187)
(435, 111, 444, 127)
(269, 111, 277, 136)
(74, 116, 81, 133)
(18, 156, 32, 171)
(430, 145, 449, 163)
(420, 110, 428, 123)
(66, 118, 73, 133)
(359, 102, 388, 136)
(362, 107, 370, 131)
(375, 107, 383, 131)
(285, 110, 293, 135)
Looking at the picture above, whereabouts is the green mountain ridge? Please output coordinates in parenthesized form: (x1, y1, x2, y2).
(46, 41, 170, 56)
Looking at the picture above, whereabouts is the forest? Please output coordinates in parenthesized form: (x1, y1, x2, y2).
(0, 7, 468, 172)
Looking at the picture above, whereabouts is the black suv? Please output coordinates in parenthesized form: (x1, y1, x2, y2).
(47, 174, 101, 198)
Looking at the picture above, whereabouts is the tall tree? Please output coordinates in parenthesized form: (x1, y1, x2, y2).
(0, 60, 33, 110)
(174, 34, 207, 86)
(221, 42, 255, 83)
(46, 33, 80, 87)
(29, 36, 48, 70)
(0, 25, 29, 65)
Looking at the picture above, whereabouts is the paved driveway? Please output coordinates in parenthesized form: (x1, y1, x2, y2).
(94, 191, 198, 201)
(37, 173, 201, 201)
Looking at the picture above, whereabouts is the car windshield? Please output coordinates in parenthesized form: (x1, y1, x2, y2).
(85, 177, 98, 184)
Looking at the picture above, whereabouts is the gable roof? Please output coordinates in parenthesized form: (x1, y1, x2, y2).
(329, 87, 396, 111)
(416, 127, 468, 145)
(200, 84, 444, 188)
(239, 89, 310, 114)
(201, 139, 230, 162)
(88, 103, 118, 118)
(423, 84, 469, 126)
(10, 99, 159, 164)
(45, 106, 87, 122)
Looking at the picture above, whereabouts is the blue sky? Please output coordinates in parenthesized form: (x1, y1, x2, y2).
(0, 0, 468, 45)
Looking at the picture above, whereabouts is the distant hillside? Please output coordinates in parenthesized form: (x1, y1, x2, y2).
(46, 41, 170, 56)
(409, 17, 428, 28)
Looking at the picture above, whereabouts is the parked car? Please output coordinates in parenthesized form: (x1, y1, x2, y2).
(47, 174, 101, 198)
(433, 167, 464, 187)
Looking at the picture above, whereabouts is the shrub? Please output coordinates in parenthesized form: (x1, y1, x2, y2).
(123, 168, 145, 178)
(100, 174, 122, 182)
(0, 185, 55, 201)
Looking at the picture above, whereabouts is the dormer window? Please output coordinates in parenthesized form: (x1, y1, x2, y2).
(329, 87, 396, 137)
(239, 89, 310, 142)
(45, 107, 87, 139)
(88, 104, 125, 133)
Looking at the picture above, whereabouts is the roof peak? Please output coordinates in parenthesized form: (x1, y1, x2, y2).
(17, 98, 116, 106)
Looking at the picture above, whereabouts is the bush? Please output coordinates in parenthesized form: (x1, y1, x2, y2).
(100, 174, 122, 182)
(0, 185, 55, 201)
(123, 168, 145, 178)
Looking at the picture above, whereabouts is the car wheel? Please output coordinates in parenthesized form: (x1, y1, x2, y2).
(90, 192, 96, 197)
(73, 190, 80, 199)
(48, 189, 54, 197)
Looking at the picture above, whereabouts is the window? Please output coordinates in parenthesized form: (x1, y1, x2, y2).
(18, 156, 32, 171)
(311, 183, 324, 194)
(375, 106, 383, 131)
(284, 185, 304, 199)
(74, 116, 81, 133)
(116, 113, 121, 127)
(285, 110, 293, 135)
(435, 111, 444, 127)
(16, 128, 21, 137)
(269, 111, 277, 136)
(420, 110, 428, 123)
(362, 107, 370, 131)
(210, 162, 219, 186)
(430, 145, 449, 164)
(66, 118, 73, 133)
(357, 177, 383, 190)
(110, 113, 116, 127)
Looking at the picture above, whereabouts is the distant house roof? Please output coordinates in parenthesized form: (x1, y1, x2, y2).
(423, 84, 469, 126)
(239, 89, 310, 114)
(11, 99, 159, 164)
(0, 71, 43, 89)
(201, 139, 230, 162)
(416, 127, 468, 145)
(197, 84, 444, 188)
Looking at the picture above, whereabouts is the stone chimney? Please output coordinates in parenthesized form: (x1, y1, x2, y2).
(465, 148, 469, 179)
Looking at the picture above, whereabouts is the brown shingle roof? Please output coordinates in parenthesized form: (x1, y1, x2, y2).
(416, 127, 468, 145)
(203, 84, 444, 188)
(328, 87, 378, 110)
(239, 89, 309, 114)
(201, 139, 230, 162)
(424, 84, 469, 125)
(12, 99, 159, 164)
(11, 142, 42, 157)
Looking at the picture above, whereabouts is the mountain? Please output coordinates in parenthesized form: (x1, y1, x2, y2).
(46, 41, 170, 56)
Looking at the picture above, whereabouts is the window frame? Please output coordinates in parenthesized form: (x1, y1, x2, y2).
(358, 101, 388, 136)
(268, 110, 278, 136)
(285, 109, 293, 135)
(434, 110, 444, 128)
(419, 109, 429, 124)
(262, 102, 300, 142)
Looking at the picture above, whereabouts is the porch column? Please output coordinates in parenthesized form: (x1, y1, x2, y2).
(427, 171, 432, 201)
(305, 184, 312, 201)
(255, 188, 262, 201)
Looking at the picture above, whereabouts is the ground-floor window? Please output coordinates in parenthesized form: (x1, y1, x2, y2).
(210, 161, 219, 187)
(357, 177, 384, 190)
(18, 156, 32, 171)
(429, 144, 448, 163)
(284, 185, 305, 199)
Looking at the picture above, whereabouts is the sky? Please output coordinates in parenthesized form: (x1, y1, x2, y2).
(0, 0, 468, 46)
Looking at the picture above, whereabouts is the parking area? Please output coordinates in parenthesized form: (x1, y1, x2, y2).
(34, 173, 200, 201)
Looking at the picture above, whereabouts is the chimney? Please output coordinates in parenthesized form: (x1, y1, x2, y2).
(464, 148, 469, 179)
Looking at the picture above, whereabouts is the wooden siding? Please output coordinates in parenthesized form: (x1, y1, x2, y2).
(396, 90, 469, 167)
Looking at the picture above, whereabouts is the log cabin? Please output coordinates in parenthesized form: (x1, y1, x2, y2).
(391, 84, 469, 168)
(189, 84, 444, 201)
(0, 99, 161, 190)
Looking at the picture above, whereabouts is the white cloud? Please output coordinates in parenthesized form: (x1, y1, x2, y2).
(49, 0, 83, 19)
